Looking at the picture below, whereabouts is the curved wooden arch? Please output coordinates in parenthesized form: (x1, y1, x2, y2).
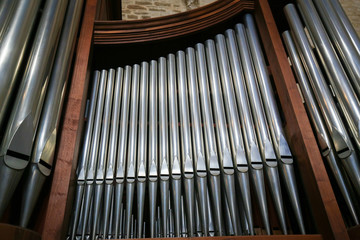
(93, 0, 254, 44)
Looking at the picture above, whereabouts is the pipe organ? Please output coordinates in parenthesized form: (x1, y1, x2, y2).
(0, 0, 359, 240)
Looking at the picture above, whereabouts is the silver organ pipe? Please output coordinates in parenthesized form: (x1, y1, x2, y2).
(0, 0, 313, 234)
(65, 14, 309, 238)
(283, 1, 360, 226)
(0, 0, 69, 218)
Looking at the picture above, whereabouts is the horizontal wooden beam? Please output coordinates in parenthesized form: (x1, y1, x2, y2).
(93, 0, 254, 44)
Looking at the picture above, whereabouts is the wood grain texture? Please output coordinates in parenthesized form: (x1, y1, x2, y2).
(254, 0, 349, 239)
(93, 0, 254, 44)
(40, 0, 98, 239)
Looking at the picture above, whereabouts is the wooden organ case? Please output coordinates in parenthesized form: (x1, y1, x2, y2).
(2, 0, 359, 240)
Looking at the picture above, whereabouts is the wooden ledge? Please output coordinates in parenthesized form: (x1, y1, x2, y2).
(93, 0, 254, 44)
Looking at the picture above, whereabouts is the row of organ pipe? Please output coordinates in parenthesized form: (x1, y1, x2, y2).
(67, 14, 306, 240)
(282, 0, 360, 227)
(0, 0, 84, 227)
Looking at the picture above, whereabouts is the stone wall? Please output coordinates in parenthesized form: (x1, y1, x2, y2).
(122, 0, 217, 20)
(339, 0, 360, 36)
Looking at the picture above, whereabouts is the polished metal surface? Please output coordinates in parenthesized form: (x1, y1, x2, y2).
(195, 43, 224, 236)
(328, 0, 360, 56)
(148, 60, 159, 238)
(0, 0, 18, 39)
(0, 0, 42, 131)
(243, 14, 305, 234)
(186, 47, 209, 236)
(205, 39, 242, 235)
(67, 14, 306, 238)
(167, 53, 182, 237)
(284, 3, 360, 199)
(297, 0, 360, 151)
(177, 50, 196, 237)
(136, 62, 149, 238)
(0, 0, 68, 218)
(20, 0, 84, 227)
(314, 0, 360, 97)
(124, 64, 140, 239)
(283, 30, 359, 225)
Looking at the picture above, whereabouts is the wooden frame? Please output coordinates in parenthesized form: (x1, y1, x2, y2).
(5, 0, 356, 239)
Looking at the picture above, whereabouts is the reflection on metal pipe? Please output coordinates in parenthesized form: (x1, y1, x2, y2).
(284, 3, 360, 198)
(0, 0, 68, 217)
(283, 30, 359, 225)
(296, 0, 360, 151)
(177, 50, 196, 237)
(69, 72, 100, 240)
(167, 53, 182, 237)
(313, 0, 360, 98)
(81, 70, 107, 240)
(148, 60, 159, 238)
(137, 61, 149, 238)
(225, 28, 286, 234)
(205, 39, 242, 235)
(0, 0, 18, 39)
(20, 0, 84, 227)
(195, 43, 224, 236)
(327, 0, 360, 56)
(159, 56, 170, 238)
(186, 47, 209, 237)
(243, 14, 306, 233)
(0, 0, 42, 132)
(114, 66, 132, 238)
(124, 64, 140, 239)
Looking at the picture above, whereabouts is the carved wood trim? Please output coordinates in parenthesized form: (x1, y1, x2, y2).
(93, 0, 254, 44)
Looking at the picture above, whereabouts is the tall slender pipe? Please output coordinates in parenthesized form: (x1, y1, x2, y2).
(80, 70, 108, 240)
(148, 60, 159, 238)
(137, 62, 149, 238)
(313, 0, 360, 97)
(219, 32, 272, 235)
(124, 64, 140, 239)
(296, 0, 360, 151)
(195, 43, 224, 236)
(204, 39, 243, 235)
(214, 33, 255, 235)
(102, 67, 123, 239)
(114, 65, 132, 238)
(91, 69, 114, 240)
(225, 28, 287, 234)
(283, 30, 359, 225)
(327, 0, 360, 56)
(186, 47, 210, 236)
(20, 0, 84, 227)
(69, 72, 100, 240)
(167, 53, 182, 237)
(0, 0, 69, 217)
(177, 50, 196, 237)
(0, 0, 18, 40)
(284, 4, 360, 197)
(0, 0, 42, 132)
(158, 57, 170, 238)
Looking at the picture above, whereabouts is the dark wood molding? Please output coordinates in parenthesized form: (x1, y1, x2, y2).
(93, 0, 254, 44)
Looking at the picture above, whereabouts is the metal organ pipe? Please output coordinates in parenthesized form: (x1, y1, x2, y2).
(0, 0, 69, 217)
(65, 14, 307, 239)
